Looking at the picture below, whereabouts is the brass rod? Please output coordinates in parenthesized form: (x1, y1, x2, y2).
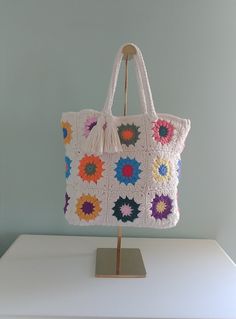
(124, 56, 128, 116)
(116, 55, 129, 275)
(116, 226, 122, 274)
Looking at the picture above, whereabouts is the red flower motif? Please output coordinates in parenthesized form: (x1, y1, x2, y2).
(122, 164, 133, 177)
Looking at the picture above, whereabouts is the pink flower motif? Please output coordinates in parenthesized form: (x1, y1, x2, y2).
(83, 116, 98, 138)
(120, 204, 132, 216)
(152, 119, 174, 144)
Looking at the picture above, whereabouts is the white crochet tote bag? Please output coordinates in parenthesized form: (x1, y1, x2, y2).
(61, 43, 190, 228)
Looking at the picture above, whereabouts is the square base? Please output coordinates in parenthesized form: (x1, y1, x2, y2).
(95, 248, 146, 278)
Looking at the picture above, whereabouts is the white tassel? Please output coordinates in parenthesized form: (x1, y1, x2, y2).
(104, 115, 123, 153)
(84, 113, 123, 154)
(84, 114, 105, 154)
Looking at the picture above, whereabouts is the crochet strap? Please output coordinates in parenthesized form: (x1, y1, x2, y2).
(85, 43, 157, 154)
(102, 43, 157, 118)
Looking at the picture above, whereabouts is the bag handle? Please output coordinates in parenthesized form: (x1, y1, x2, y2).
(85, 43, 157, 154)
(102, 43, 157, 118)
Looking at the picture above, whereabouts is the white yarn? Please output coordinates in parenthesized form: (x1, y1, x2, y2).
(85, 114, 105, 154)
(85, 42, 159, 155)
(85, 114, 123, 154)
(102, 43, 157, 119)
(103, 115, 123, 153)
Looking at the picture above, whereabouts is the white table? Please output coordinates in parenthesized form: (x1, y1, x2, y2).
(0, 235, 235, 319)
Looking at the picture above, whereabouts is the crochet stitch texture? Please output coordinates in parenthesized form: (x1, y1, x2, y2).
(61, 110, 190, 228)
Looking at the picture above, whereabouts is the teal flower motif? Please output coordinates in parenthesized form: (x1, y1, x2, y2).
(117, 123, 140, 146)
(65, 156, 72, 179)
(112, 196, 140, 223)
(114, 157, 142, 185)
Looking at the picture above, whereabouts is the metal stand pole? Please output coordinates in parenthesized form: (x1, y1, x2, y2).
(95, 45, 146, 278)
(116, 55, 129, 275)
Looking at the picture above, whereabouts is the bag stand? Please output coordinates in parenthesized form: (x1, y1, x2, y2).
(95, 45, 146, 278)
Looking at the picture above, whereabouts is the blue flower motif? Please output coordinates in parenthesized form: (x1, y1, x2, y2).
(114, 157, 142, 185)
(159, 164, 168, 176)
(177, 159, 181, 179)
(65, 156, 72, 179)
(63, 128, 67, 139)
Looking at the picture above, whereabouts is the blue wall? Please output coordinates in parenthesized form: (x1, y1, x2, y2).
(1, 0, 236, 261)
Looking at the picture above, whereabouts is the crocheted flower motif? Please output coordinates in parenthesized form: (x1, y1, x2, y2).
(78, 154, 104, 183)
(152, 119, 174, 144)
(65, 156, 72, 179)
(152, 158, 171, 182)
(64, 192, 70, 214)
(61, 121, 72, 144)
(177, 159, 181, 179)
(150, 194, 173, 220)
(115, 157, 142, 185)
(112, 196, 140, 223)
(117, 123, 140, 146)
(83, 116, 98, 138)
(76, 194, 101, 221)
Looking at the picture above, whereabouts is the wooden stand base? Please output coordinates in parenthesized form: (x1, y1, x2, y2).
(95, 248, 146, 278)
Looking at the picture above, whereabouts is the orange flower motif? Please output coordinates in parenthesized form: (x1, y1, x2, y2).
(61, 121, 72, 144)
(78, 155, 104, 183)
(121, 129, 134, 141)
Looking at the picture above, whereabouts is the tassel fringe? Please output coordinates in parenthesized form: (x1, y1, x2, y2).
(84, 113, 123, 154)
(85, 114, 105, 154)
(104, 115, 123, 153)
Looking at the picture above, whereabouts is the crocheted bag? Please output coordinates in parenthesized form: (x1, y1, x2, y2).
(61, 43, 190, 228)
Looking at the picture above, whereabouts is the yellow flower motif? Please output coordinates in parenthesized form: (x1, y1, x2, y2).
(61, 121, 72, 144)
(152, 158, 171, 182)
(156, 201, 166, 213)
(76, 194, 101, 221)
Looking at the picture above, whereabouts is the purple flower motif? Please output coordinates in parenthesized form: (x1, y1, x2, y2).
(83, 116, 98, 138)
(64, 192, 70, 214)
(82, 201, 94, 215)
(150, 194, 173, 220)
